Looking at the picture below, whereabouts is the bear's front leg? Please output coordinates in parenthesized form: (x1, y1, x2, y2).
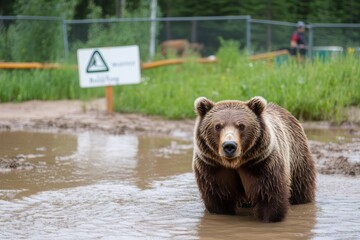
(194, 163, 243, 215)
(238, 166, 290, 222)
(253, 194, 289, 222)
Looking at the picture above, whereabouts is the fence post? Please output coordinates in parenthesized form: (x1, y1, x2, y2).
(307, 24, 313, 60)
(246, 15, 251, 54)
(62, 16, 69, 60)
(149, 0, 157, 61)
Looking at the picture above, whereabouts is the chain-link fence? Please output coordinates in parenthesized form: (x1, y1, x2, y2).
(65, 16, 249, 61)
(1, 15, 360, 62)
(308, 23, 360, 58)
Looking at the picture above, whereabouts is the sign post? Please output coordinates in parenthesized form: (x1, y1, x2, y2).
(105, 86, 113, 113)
(77, 45, 141, 113)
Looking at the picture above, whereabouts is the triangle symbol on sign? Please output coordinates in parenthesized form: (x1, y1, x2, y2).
(86, 50, 109, 73)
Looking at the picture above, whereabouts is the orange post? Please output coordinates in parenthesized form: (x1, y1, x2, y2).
(105, 86, 113, 113)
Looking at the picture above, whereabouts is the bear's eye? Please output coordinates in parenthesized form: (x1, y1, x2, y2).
(237, 123, 245, 131)
(214, 123, 222, 132)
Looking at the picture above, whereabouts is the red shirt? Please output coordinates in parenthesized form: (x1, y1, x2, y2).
(291, 31, 306, 46)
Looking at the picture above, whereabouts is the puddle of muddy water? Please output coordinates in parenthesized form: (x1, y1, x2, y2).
(305, 128, 359, 143)
(1, 131, 360, 239)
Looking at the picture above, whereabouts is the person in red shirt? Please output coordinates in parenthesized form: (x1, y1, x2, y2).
(290, 21, 306, 57)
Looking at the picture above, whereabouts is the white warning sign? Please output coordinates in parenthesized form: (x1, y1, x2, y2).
(77, 45, 141, 88)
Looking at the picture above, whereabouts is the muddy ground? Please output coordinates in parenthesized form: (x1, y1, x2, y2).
(0, 98, 359, 176)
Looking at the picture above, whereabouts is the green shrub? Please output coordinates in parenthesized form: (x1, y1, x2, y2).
(114, 41, 360, 121)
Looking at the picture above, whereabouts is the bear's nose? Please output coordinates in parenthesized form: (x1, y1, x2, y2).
(222, 141, 237, 158)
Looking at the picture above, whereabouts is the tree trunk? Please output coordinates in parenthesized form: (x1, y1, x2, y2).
(266, 0, 272, 51)
(191, 20, 197, 43)
(115, 0, 126, 18)
(166, 21, 172, 40)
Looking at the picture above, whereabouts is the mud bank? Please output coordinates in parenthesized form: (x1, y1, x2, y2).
(0, 99, 359, 176)
(0, 99, 194, 138)
(311, 141, 360, 176)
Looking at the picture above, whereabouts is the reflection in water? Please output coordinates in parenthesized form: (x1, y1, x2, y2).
(135, 136, 192, 189)
(1, 131, 360, 239)
(198, 204, 316, 240)
(74, 133, 139, 181)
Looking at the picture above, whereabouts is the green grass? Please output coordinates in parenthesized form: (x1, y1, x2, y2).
(0, 68, 102, 101)
(1, 41, 359, 122)
(115, 43, 360, 121)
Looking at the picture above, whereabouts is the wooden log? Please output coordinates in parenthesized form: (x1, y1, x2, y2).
(250, 49, 289, 61)
(0, 62, 60, 69)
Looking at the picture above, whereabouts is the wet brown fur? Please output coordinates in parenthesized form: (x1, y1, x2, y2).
(193, 96, 316, 223)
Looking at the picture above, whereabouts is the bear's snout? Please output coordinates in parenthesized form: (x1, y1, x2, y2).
(219, 126, 241, 160)
(222, 141, 238, 158)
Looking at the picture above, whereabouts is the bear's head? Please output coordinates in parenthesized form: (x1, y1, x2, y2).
(194, 96, 267, 168)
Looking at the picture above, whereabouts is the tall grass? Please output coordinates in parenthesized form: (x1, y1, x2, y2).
(0, 41, 359, 122)
(0, 68, 103, 101)
(115, 41, 360, 121)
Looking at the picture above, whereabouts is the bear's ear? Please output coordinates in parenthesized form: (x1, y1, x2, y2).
(194, 97, 214, 117)
(247, 96, 267, 115)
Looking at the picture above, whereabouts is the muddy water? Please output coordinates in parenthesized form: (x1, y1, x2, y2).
(1, 131, 360, 239)
(305, 128, 359, 143)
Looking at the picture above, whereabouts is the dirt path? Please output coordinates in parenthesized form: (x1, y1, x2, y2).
(1, 99, 359, 176)
(0, 99, 195, 137)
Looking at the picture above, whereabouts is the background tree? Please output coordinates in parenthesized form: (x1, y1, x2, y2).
(0, 0, 359, 61)
(70, 0, 161, 61)
(0, 0, 78, 62)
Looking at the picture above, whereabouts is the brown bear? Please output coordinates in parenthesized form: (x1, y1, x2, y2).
(160, 39, 203, 58)
(193, 96, 316, 223)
